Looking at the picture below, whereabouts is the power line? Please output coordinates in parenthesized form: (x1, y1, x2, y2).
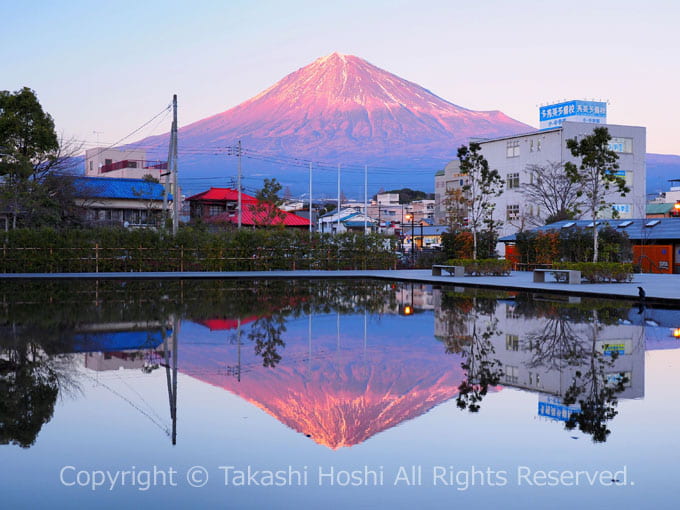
(84, 105, 172, 161)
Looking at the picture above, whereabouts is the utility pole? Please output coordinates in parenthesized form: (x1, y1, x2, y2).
(170, 94, 179, 235)
(364, 164, 368, 234)
(163, 150, 171, 227)
(337, 163, 341, 233)
(162, 101, 175, 228)
(309, 161, 313, 234)
(237, 140, 242, 229)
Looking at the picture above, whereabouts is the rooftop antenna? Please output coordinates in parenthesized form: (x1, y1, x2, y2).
(92, 130, 103, 146)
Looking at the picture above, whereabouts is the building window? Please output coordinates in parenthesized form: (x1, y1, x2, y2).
(506, 334, 519, 351)
(536, 139, 542, 152)
(128, 161, 137, 168)
(505, 365, 519, 384)
(124, 209, 141, 224)
(609, 137, 633, 154)
(208, 204, 225, 216)
(507, 173, 520, 189)
(506, 140, 520, 158)
(507, 204, 520, 220)
(105, 159, 112, 166)
(506, 306, 521, 319)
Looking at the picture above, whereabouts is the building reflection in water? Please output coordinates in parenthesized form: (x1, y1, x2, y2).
(433, 286, 645, 442)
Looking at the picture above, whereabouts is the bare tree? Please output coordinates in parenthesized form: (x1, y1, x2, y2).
(520, 161, 582, 225)
(442, 187, 469, 230)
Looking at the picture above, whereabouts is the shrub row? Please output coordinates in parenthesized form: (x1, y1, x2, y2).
(446, 258, 512, 276)
(0, 228, 398, 273)
(553, 262, 634, 283)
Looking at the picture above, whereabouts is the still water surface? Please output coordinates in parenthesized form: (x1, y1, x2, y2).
(1, 279, 679, 509)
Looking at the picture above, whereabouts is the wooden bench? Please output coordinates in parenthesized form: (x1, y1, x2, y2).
(432, 265, 464, 277)
(533, 269, 581, 285)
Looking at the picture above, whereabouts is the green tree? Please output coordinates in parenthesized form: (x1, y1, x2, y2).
(565, 127, 628, 262)
(0, 87, 82, 228)
(253, 178, 286, 227)
(457, 142, 503, 259)
(0, 87, 58, 182)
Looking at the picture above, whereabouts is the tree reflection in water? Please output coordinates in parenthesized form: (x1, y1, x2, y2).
(562, 319, 630, 443)
(519, 298, 632, 443)
(0, 331, 79, 448)
(248, 315, 287, 368)
(439, 291, 504, 413)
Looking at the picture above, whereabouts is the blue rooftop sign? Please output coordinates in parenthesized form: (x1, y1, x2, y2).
(539, 100, 607, 130)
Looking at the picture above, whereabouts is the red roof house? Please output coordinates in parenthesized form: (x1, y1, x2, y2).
(187, 187, 310, 228)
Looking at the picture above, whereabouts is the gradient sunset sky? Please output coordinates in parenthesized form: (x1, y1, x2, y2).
(2, 0, 678, 154)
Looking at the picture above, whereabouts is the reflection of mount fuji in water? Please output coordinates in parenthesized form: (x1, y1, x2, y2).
(179, 314, 465, 449)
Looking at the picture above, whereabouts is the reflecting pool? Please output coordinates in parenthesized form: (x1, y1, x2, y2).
(1, 279, 679, 509)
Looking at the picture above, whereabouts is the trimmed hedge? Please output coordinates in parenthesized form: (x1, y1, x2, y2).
(0, 227, 398, 273)
(446, 258, 512, 276)
(553, 262, 633, 283)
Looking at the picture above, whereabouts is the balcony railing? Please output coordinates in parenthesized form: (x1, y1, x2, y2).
(100, 159, 168, 173)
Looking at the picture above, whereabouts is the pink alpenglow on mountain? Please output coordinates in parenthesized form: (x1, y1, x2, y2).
(137, 53, 531, 168)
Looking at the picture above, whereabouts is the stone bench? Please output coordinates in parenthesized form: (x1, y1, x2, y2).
(533, 269, 581, 285)
(432, 265, 464, 277)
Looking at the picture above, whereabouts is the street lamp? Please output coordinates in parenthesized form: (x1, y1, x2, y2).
(405, 213, 415, 267)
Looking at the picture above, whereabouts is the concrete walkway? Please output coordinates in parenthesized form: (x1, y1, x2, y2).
(2, 269, 679, 304)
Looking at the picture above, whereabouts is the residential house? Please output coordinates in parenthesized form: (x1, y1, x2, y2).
(187, 187, 310, 228)
(84, 147, 167, 180)
(318, 208, 377, 234)
(74, 176, 169, 227)
(403, 224, 447, 251)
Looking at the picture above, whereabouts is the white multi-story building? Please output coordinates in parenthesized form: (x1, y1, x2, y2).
(435, 101, 646, 256)
(84, 147, 166, 180)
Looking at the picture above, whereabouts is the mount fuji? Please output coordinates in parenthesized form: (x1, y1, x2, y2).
(133, 53, 533, 197)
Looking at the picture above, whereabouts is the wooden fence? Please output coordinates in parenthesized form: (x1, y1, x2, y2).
(0, 245, 398, 273)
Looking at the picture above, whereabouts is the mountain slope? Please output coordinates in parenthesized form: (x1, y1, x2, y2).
(172, 53, 529, 158)
(646, 153, 680, 195)
(134, 53, 532, 194)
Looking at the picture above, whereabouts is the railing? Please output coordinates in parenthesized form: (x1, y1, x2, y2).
(0, 245, 398, 273)
(100, 160, 168, 173)
(512, 262, 554, 272)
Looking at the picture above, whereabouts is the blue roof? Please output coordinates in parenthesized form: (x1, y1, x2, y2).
(339, 212, 360, 221)
(404, 225, 448, 235)
(73, 177, 169, 201)
(345, 220, 376, 227)
(499, 218, 680, 242)
(69, 329, 167, 353)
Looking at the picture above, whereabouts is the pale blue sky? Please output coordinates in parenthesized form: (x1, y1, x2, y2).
(1, 0, 678, 154)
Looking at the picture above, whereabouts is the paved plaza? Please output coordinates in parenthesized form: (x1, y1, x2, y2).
(2, 269, 678, 304)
